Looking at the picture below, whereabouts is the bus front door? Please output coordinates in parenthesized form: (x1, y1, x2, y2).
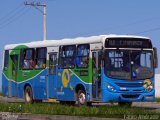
(47, 53, 58, 99)
(9, 55, 18, 97)
(92, 51, 101, 100)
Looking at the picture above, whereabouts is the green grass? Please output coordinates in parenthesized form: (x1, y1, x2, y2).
(0, 92, 2, 96)
(155, 98, 160, 102)
(0, 103, 158, 118)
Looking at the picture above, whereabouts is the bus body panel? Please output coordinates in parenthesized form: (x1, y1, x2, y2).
(55, 68, 92, 101)
(2, 73, 9, 96)
(2, 69, 48, 100)
(47, 72, 57, 98)
(2, 67, 93, 102)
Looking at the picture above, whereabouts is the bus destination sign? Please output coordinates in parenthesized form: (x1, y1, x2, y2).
(105, 38, 152, 48)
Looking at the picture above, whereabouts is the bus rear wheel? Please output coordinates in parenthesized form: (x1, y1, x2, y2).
(24, 86, 33, 104)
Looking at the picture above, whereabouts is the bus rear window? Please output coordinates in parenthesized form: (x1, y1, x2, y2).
(3, 50, 9, 70)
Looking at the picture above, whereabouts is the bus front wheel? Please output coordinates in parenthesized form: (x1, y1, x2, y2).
(77, 89, 86, 106)
(77, 89, 91, 106)
(24, 86, 33, 104)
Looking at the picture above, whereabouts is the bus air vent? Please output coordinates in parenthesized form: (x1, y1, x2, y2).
(122, 94, 140, 99)
(116, 83, 143, 88)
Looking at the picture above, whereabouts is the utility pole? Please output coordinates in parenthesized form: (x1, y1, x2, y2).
(24, 1, 47, 41)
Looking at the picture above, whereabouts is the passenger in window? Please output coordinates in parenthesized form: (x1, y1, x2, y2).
(29, 59, 35, 68)
(37, 60, 42, 68)
(36, 59, 46, 69)
(42, 63, 46, 68)
(75, 57, 81, 67)
(83, 57, 89, 67)
(23, 51, 29, 69)
(23, 59, 29, 69)
(83, 48, 88, 56)
(69, 58, 74, 67)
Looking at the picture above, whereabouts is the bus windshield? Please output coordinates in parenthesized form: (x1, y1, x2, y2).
(104, 50, 154, 80)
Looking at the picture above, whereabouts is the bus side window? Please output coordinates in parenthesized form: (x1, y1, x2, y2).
(3, 50, 9, 70)
(60, 45, 76, 68)
(22, 48, 35, 69)
(76, 44, 89, 68)
(35, 47, 47, 69)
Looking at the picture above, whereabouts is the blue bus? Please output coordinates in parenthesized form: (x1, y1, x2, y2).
(2, 35, 158, 106)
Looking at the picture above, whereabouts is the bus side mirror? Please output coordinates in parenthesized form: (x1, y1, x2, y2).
(153, 47, 158, 68)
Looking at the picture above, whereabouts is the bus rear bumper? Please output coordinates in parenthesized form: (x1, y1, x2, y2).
(102, 89, 155, 102)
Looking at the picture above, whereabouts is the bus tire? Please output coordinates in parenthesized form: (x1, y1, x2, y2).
(118, 102, 132, 107)
(77, 89, 87, 106)
(24, 86, 33, 104)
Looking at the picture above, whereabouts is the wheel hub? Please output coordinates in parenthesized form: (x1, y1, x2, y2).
(26, 90, 31, 102)
(79, 93, 85, 104)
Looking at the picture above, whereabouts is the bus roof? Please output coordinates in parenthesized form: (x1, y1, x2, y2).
(4, 34, 150, 50)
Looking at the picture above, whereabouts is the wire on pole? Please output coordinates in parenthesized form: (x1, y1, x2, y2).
(24, 1, 47, 41)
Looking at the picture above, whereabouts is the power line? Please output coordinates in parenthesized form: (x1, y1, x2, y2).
(0, 8, 30, 30)
(133, 26, 160, 35)
(0, 3, 23, 22)
(105, 16, 160, 35)
(0, 2, 30, 30)
(24, 1, 47, 41)
(0, 7, 26, 26)
(123, 17, 160, 28)
(107, 16, 160, 32)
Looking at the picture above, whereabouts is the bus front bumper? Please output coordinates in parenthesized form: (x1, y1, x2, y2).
(102, 89, 155, 102)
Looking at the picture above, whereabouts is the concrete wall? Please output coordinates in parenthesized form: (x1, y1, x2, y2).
(155, 74, 160, 98)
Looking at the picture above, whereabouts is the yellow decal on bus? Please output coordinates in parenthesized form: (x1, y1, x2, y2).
(62, 69, 74, 88)
(143, 79, 152, 90)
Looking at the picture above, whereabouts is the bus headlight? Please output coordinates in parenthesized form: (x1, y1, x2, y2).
(104, 82, 116, 92)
